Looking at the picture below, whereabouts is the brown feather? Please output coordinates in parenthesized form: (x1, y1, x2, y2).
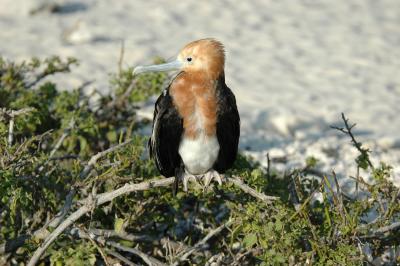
(170, 71, 217, 139)
(178, 38, 225, 80)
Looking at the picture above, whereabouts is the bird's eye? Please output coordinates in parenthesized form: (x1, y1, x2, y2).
(186, 57, 192, 62)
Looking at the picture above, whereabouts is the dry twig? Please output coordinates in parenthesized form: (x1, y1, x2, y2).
(1, 140, 136, 256)
(331, 113, 374, 169)
(86, 228, 154, 242)
(106, 248, 138, 266)
(27, 176, 277, 265)
(68, 227, 139, 266)
(82, 227, 111, 266)
(227, 176, 278, 203)
(361, 221, 400, 239)
(80, 138, 133, 179)
(172, 219, 233, 265)
(0, 107, 35, 146)
(266, 152, 271, 181)
(107, 241, 166, 266)
(48, 118, 75, 159)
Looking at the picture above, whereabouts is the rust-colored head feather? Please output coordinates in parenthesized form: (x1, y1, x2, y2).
(178, 38, 225, 79)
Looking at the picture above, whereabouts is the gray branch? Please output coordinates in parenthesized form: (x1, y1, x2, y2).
(107, 241, 166, 266)
(227, 176, 279, 203)
(106, 249, 139, 266)
(80, 138, 133, 179)
(27, 176, 277, 265)
(49, 118, 75, 159)
(172, 219, 233, 265)
(362, 221, 400, 239)
(0, 107, 35, 146)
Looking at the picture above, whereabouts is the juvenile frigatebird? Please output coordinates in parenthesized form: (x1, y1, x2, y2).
(133, 38, 240, 192)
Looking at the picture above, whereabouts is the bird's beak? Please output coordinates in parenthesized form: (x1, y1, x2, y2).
(133, 59, 183, 75)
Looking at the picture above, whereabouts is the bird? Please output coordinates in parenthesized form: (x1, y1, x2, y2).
(133, 38, 240, 192)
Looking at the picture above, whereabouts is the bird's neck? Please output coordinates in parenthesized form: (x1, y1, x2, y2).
(170, 72, 218, 139)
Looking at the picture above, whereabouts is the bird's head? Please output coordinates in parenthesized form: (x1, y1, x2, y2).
(133, 38, 225, 79)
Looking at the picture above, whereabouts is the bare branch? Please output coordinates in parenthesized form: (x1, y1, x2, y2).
(27, 177, 174, 266)
(49, 118, 75, 159)
(227, 176, 279, 203)
(172, 219, 233, 265)
(5, 140, 135, 256)
(84, 228, 111, 266)
(85, 227, 190, 257)
(87, 228, 154, 242)
(331, 113, 374, 169)
(27, 203, 93, 266)
(68, 227, 164, 265)
(49, 154, 79, 161)
(361, 221, 400, 239)
(332, 171, 349, 225)
(68, 227, 138, 266)
(383, 187, 400, 220)
(107, 241, 166, 266)
(33, 187, 75, 241)
(289, 181, 324, 222)
(0, 107, 35, 120)
(27, 176, 278, 265)
(0, 107, 35, 146)
(80, 138, 133, 179)
(8, 117, 14, 147)
(288, 176, 301, 211)
(266, 152, 271, 181)
(24, 59, 76, 89)
(106, 248, 138, 266)
(68, 227, 106, 245)
(48, 190, 75, 228)
(121, 74, 141, 103)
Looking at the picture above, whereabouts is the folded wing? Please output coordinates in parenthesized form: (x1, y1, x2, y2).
(213, 77, 240, 173)
(149, 88, 183, 177)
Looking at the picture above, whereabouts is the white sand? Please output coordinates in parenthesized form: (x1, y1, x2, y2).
(1, 0, 399, 188)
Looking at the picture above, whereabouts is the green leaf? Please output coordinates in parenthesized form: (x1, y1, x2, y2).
(275, 220, 283, 231)
(243, 233, 257, 248)
(114, 217, 125, 234)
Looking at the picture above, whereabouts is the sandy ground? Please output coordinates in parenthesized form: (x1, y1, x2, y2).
(1, 0, 399, 188)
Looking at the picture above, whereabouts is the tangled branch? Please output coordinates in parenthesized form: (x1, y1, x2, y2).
(331, 112, 374, 169)
(27, 176, 277, 265)
(0, 107, 35, 146)
(172, 219, 233, 265)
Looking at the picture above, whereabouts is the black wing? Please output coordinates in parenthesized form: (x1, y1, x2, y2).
(213, 75, 240, 173)
(149, 87, 183, 177)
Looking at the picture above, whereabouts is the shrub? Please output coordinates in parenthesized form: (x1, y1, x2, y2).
(0, 56, 399, 265)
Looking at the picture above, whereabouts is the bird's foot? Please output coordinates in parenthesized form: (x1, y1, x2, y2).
(203, 170, 224, 189)
(182, 172, 199, 192)
(179, 170, 223, 192)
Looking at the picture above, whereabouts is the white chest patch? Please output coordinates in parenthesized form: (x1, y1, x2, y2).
(179, 134, 220, 175)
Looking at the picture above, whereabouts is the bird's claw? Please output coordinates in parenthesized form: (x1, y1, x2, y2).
(182, 173, 199, 192)
(203, 170, 223, 189)
(180, 170, 223, 192)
